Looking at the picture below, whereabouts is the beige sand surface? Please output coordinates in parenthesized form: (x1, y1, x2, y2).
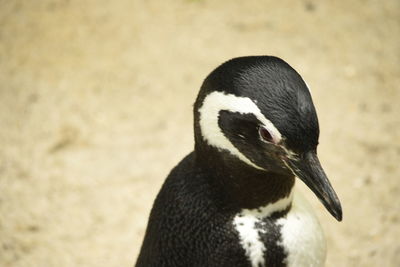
(1, 0, 399, 266)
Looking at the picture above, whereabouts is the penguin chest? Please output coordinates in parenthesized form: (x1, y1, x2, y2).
(277, 192, 327, 267)
(233, 191, 326, 267)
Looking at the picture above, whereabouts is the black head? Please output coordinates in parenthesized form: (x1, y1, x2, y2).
(193, 56, 342, 221)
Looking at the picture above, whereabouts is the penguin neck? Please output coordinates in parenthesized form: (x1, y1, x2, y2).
(194, 145, 295, 210)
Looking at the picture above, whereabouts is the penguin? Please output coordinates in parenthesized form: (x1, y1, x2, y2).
(135, 56, 342, 267)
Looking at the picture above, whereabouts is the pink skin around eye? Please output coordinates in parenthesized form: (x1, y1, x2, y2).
(259, 126, 280, 144)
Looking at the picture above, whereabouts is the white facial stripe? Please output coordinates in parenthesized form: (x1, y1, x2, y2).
(198, 91, 282, 169)
(233, 191, 294, 267)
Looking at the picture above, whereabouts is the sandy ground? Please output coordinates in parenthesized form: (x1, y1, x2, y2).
(0, 0, 399, 266)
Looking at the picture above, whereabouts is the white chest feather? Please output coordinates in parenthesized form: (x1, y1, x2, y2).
(277, 191, 326, 267)
(233, 191, 326, 267)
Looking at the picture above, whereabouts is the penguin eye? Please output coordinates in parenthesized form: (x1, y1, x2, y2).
(259, 126, 274, 143)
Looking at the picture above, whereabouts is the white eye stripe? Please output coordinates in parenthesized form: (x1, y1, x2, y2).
(198, 91, 283, 169)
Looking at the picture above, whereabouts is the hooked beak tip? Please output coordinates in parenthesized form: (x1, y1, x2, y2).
(329, 197, 343, 221)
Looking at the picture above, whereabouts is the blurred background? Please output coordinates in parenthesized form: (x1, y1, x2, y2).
(0, 0, 399, 266)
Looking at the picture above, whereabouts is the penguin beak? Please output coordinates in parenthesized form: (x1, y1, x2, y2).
(286, 151, 342, 221)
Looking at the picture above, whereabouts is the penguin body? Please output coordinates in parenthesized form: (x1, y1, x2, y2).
(136, 153, 250, 267)
(135, 56, 341, 267)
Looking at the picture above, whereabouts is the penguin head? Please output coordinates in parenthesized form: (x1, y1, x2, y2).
(194, 56, 342, 221)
